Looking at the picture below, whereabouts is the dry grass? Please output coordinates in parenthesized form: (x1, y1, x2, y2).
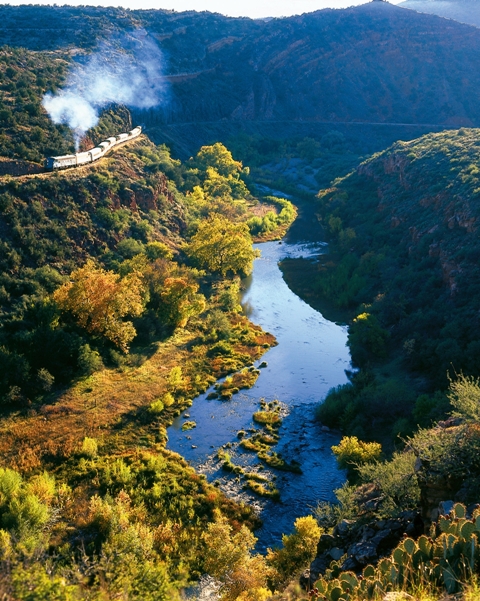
(0, 316, 274, 473)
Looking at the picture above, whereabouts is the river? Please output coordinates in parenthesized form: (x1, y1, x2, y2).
(167, 205, 351, 551)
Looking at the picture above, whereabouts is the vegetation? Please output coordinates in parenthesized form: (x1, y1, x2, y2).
(185, 214, 259, 277)
(332, 436, 382, 480)
(0, 47, 300, 597)
(5, 16, 480, 599)
(288, 129, 480, 445)
(313, 504, 480, 600)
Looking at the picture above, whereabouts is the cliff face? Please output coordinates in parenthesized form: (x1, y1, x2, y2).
(4, 4, 480, 130)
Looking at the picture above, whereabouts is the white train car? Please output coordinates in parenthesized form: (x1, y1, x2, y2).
(45, 126, 142, 171)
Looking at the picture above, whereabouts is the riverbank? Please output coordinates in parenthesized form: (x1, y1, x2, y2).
(167, 238, 352, 551)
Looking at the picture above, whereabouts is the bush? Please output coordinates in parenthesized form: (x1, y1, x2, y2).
(81, 437, 98, 459)
(448, 373, 480, 421)
(148, 399, 164, 415)
(332, 436, 382, 479)
(267, 516, 322, 588)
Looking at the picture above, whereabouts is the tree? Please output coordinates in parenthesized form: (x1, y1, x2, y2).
(185, 214, 259, 277)
(348, 312, 389, 366)
(144, 259, 206, 328)
(194, 143, 245, 178)
(53, 260, 145, 352)
(192, 143, 250, 200)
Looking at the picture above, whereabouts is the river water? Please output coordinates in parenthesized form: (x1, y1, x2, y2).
(167, 228, 351, 551)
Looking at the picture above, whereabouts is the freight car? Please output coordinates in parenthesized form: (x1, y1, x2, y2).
(45, 126, 142, 170)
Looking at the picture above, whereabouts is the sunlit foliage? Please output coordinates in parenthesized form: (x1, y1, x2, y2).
(185, 214, 259, 276)
(54, 260, 145, 352)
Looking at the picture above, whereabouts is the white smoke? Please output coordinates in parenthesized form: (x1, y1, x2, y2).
(43, 31, 168, 149)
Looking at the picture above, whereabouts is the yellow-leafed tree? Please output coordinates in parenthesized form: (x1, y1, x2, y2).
(53, 260, 145, 352)
(185, 214, 259, 277)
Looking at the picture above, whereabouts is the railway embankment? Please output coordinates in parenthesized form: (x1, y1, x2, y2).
(0, 157, 44, 177)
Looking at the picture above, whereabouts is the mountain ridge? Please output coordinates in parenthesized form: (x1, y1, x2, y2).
(3, 3, 480, 136)
(400, 0, 480, 27)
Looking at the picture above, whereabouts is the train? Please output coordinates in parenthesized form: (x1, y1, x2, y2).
(44, 126, 142, 170)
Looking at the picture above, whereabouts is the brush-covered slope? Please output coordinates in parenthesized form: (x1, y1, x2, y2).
(276, 128, 480, 450)
(4, 4, 480, 130)
(400, 0, 480, 28)
(156, 2, 480, 128)
(315, 128, 480, 387)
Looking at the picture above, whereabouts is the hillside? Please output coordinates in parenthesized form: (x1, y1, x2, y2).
(279, 129, 480, 445)
(400, 0, 480, 28)
(4, 3, 480, 143)
(0, 111, 303, 598)
(152, 2, 480, 128)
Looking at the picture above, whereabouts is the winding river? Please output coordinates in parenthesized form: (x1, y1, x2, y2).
(168, 205, 351, 552)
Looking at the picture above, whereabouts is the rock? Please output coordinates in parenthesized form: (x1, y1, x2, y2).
(329, 547, 345, 561)
(370, 528, 404, 556)
(317, 533, 336, 552)
(334, 519, 354, 537)
(438, 500, 454, 516)
(307, 554, 331, 585)
(348, 541, 378, 565)
(361, 527, 376, 541)
(383, 593, 414, 601)
(340, 557, 360, 572)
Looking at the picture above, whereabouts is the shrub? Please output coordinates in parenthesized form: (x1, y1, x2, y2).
(161, 393, 175, 407)
(267, 516, 322, 588)
(332, 436, 382, 480)
(448, 373, 480, 421)
(148, 399, 164, 415)
(81, 437, 98, 459)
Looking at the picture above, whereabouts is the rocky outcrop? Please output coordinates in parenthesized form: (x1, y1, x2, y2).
(303, 511, 424, 587)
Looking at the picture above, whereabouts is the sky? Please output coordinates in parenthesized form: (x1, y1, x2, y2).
(5, 0, 404, 19)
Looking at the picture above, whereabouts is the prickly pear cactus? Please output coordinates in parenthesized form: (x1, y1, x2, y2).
(310, 504, 479, 600)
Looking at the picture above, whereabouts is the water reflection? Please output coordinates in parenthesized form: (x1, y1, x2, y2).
(168, 240, 351, 550)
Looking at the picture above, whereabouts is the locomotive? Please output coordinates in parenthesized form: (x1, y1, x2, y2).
(44, 126, 142, 170)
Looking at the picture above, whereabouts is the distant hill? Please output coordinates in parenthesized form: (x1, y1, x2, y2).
(400, 0, 480, 28)
(149, 2, 480, 130)
(4, 3, 480, 141)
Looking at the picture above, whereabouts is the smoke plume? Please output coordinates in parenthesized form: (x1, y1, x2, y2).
(43, 31, 168, 149)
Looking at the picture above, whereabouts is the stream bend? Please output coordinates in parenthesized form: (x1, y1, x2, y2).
(168, 240, 351, 550)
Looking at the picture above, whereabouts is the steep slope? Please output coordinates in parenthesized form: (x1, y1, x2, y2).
(4, 4, 480, 134)
(289, 129, 480, 443)
(161, 2, 480, 127)
(400, 0, 480, 27)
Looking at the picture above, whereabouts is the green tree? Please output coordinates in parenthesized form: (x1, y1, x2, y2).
(145, 259, 206, 328)
(348, 312, 389, 365)
(194, 143, 245, 178)
(185, 214, 259, 276)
